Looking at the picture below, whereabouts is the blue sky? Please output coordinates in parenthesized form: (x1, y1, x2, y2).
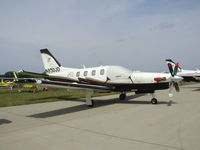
(0, 0, 200, 74)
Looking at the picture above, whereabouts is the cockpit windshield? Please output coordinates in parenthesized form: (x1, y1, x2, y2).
(107, 66, 132, 80)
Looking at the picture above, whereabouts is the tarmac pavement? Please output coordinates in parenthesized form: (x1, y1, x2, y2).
(0, 83, 200, 150)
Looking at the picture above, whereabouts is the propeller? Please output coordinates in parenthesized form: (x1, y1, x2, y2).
(167, 62, 183, 97)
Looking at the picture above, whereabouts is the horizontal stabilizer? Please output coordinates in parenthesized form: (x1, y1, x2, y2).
(18, 70, 48, 78)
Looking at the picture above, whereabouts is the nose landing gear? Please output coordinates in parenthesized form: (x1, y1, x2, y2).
(150, 93, 158, 104)
(119, 93, 126, 100)
(151, 98, 158, 104)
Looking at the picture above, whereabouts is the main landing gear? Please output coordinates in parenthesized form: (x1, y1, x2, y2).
(85, 90, 94, 107)
(119, 93, 126, 100)
(150, 93, 158, 104)
(119, 92, 158, 104)
(151, 98, 158, 104)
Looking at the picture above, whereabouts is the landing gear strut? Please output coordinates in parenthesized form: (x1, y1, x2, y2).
(87, 100, 94, 107)
(119, 93, 126, 100)
(150, 93, 158, 104)
(86, 90, 94, 107)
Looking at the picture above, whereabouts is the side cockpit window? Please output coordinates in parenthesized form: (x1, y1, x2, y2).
(84, 71, 88, 76)
(92, 70, 96, 76)
(100, 69, 105, 75)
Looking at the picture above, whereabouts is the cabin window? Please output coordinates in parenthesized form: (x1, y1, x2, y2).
(100, 69, 105, 75)
(84, 71, 88, 76)
(76, 71, 80, 77)
(92, 70, 96, 76)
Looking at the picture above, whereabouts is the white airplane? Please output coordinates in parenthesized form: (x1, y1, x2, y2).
(19, 49, 183, 107)
(166, 59, 200, 82)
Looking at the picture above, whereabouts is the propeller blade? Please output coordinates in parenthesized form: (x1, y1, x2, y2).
(173, 63, 180, 76)
(174, 82, 180, 92)
(168, 82, 174, 97)
(167, 63, 174, 76)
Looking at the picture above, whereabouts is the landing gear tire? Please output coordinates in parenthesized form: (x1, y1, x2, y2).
(87, 100, 94, 107)
(119, 93, 126, 100)
(151, 98, 158, 104)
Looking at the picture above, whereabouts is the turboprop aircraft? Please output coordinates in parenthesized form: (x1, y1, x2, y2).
(166, 59, 200, 82)
(19, 49, 183, 107)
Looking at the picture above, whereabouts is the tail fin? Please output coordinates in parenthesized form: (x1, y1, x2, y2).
(40, 49, 62, 74)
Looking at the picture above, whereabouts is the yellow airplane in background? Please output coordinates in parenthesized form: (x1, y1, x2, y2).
(0, 72, 39, 92)
(0, 72, 18, 88)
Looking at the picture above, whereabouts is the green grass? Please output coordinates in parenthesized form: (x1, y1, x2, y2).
(0, 87, 117, 107)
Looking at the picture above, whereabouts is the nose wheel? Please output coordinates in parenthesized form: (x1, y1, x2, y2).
(119, 93, 126, 100)
(150, 93, 158, 104)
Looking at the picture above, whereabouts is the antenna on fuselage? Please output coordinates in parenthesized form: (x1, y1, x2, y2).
(82, 65, 86, 69)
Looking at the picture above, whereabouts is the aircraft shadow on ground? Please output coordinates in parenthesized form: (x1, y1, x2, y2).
(0, 119, 12, 125)
(27, 94, 176, 118)
(30, 96, 82, 102)
(193, 88, 200, 91)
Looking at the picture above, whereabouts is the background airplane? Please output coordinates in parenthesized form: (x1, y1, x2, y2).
(0, 72, 18, 88)
(19, 49, 183, 106)
(0, 72, 39, 92)
(166, 59, 200, 82)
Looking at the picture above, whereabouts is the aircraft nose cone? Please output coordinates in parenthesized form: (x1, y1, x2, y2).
(172, 76, 183, 82)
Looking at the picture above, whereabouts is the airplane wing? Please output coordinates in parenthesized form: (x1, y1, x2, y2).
(179, 73, 200, 77)
(179, 73, 200, 82)
(35, 79, 114, 91)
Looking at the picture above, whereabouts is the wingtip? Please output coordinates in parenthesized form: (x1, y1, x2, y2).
(40, 48, 49, 53)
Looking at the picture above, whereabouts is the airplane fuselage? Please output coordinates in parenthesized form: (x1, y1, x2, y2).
(46, 65, 172, 93)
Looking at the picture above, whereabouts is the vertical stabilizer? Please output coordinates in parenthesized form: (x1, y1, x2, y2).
(40, 49, 62, 74)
